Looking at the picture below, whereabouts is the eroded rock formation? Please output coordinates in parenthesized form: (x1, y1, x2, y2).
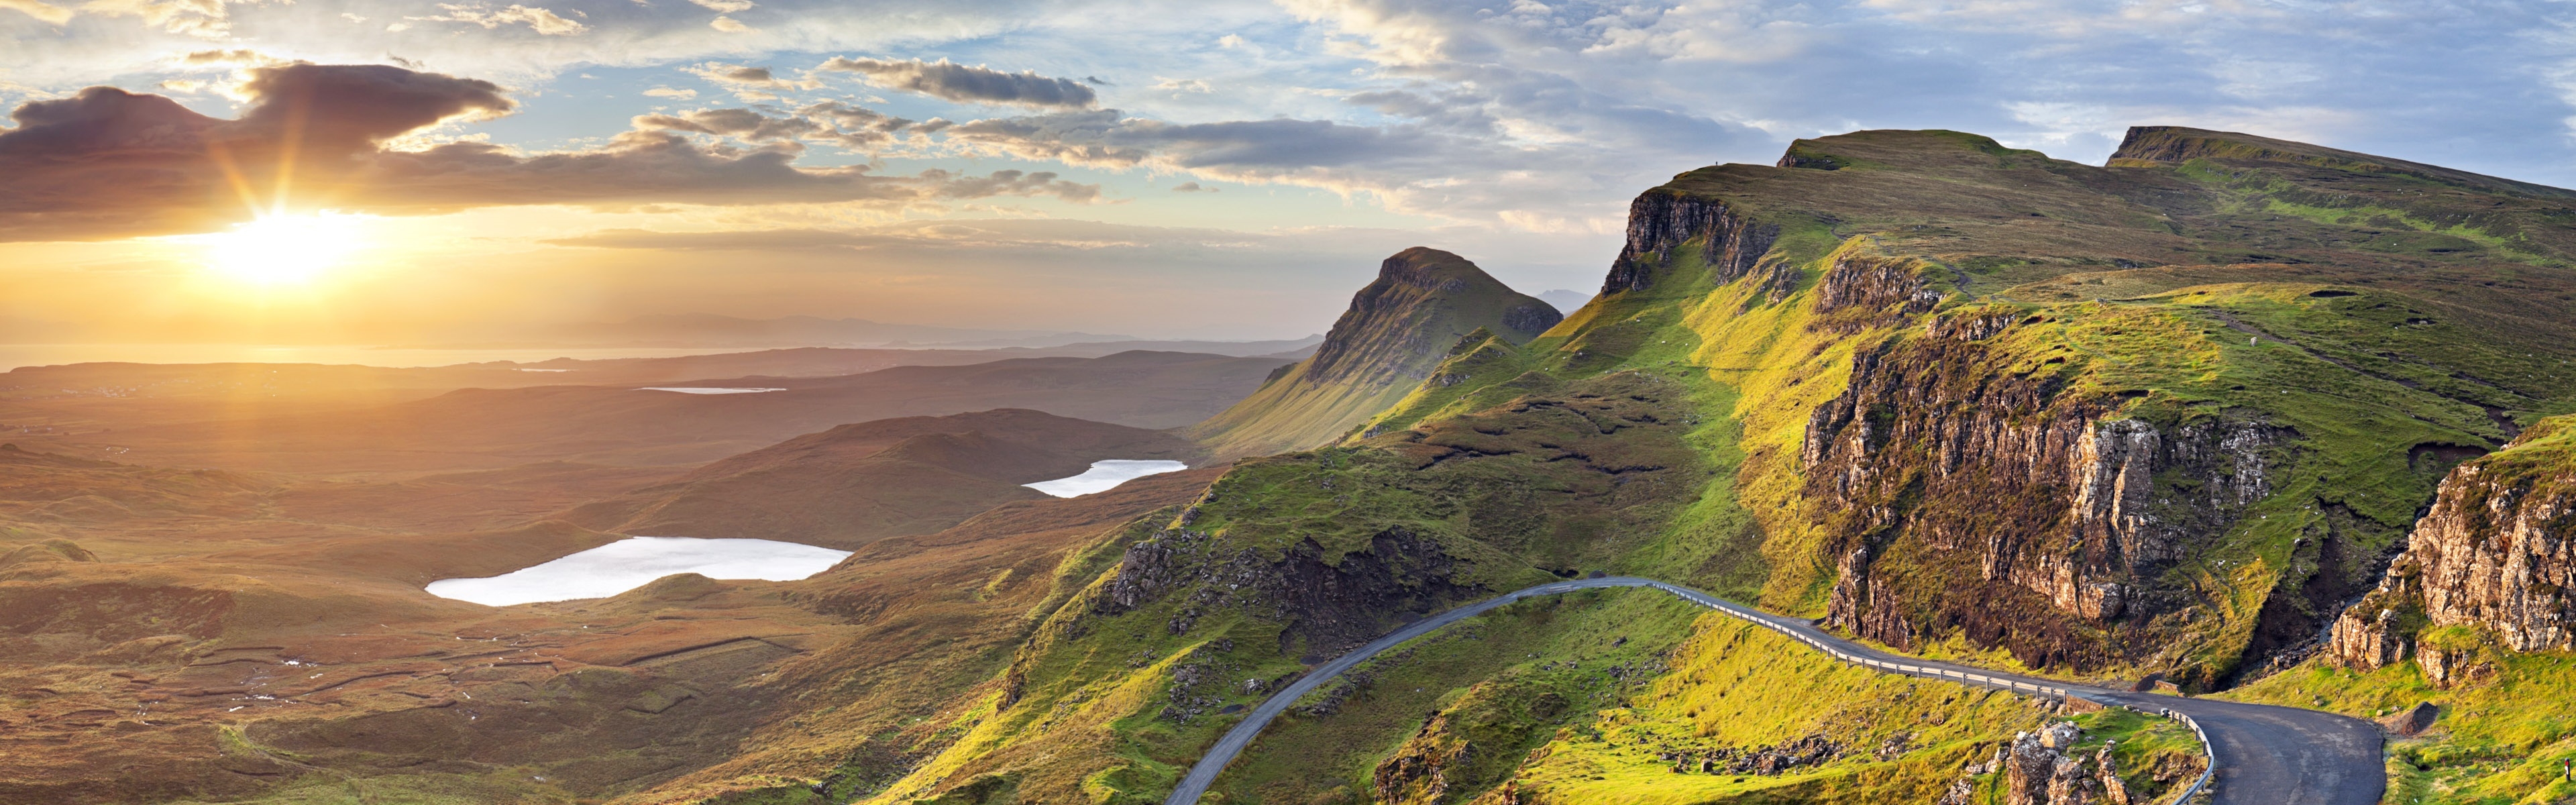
(1805, 310, 2296, 671)
(2328, 417, 2576, 682)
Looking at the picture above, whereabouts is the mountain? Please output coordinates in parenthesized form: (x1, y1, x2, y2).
(566, 409, 1203, 549)
(1185, 247, 1563, 459)
(530, 313, 1130, 349)
(80, 350, 1287, 474)
(26, 127, 2576, 804)
(1536, 288, 1593, 313)
(806, 128, 2576, 803)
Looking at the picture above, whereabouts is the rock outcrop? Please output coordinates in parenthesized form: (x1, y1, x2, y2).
(1997, 722, 2133, 805)
(1603, 191, 1778, 294)
(1803, 310, 2299, 672)
(2328, 415, 2576, 681)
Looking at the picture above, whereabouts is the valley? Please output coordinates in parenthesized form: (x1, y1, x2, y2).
(9, 125, 2576, 805)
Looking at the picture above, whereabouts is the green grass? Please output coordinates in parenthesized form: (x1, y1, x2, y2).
(1205, 588, 1705, 803)
(2227, 649, 2576, 804)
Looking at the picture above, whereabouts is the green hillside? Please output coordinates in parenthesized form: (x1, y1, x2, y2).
(701, 127, 2576, 804)
(1187, 247, 1564, 460)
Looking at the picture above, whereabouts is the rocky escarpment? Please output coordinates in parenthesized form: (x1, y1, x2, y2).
(1087, 524, 1480, 659)
(1603, 190, 1779, 294)
(2328, 415, 2576, 682)
(1807, 307, 2308, 674)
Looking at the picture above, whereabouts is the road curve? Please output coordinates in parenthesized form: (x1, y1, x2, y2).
(1164, 576, 2382, 805)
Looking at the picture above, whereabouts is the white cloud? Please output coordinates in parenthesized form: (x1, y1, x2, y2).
(409, 3, 587, 36)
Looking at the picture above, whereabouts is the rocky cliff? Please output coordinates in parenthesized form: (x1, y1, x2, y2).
(1187, 247, 1562, 459)
(2328, 415, 2576, 682)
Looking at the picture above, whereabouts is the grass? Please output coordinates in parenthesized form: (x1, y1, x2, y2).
(1205, 588, 1705, 803)
(816, 127, 2576, 803)
(2226, 649, 2576, 804)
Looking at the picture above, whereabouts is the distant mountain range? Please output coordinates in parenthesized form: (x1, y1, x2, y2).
(1536, 288, 1592, 313)
(525, 313, 1131, 349)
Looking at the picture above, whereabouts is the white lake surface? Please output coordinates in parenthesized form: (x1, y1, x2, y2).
(1024, 460, 1191, 498)
(636, 386, 786, 394)
(424, 536, 851, 606)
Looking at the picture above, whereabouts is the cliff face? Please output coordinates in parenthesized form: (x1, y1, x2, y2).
(1188, 247, 1562, 459)
(1604, 191, 1780, 294)
(2329, 415, 2576, 680)
(823, 128, 2576, 802)
(1804, 306, 2299, 671)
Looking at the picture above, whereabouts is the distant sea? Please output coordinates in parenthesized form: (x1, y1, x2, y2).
(0, 343, 762, 372)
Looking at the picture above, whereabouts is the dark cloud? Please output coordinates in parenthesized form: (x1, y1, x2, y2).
(820, 56, 1097, 109)
(0, 63, 1097, 241)
(941, 109, 1449, 170)
(634, 101, 918, 150)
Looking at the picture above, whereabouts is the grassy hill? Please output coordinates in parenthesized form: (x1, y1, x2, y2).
(568, 409, 1203, 549)
(19, 127, 2576, 805)
(814, 127, 2576, 804)
(1187, 248, 1564, 460)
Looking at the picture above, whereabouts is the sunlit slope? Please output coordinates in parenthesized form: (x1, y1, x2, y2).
(564, 409, 1203, 550)
(1186, 248, 1562, 460)
(2224, 414, 2576, 802)
(814, 127, 2576, 804)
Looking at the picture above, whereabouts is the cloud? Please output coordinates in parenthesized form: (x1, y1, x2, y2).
(1171, 181, 1213, 193)
(686, 0, 750, 11)
(0, 63, 1099, 241)
(543, 219, 1276, 253)
(643, 87, 698, 99)
(0, 0, 70, 23)
(684, 62, 816, 95)
(76, 0, 243, 36)
(708, 15, 747, 32)
(408, 3, 587, 36)
(633, 101, 918, 150)
(820, 56, 1097, 109)
(176, 48, 282, 67)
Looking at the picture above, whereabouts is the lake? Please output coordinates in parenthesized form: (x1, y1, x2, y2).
(1024, 460, 1191, 497)
(424, 535, 852, 606)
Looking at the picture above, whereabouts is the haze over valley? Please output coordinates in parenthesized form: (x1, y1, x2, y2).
(7, 3, 2576, 804)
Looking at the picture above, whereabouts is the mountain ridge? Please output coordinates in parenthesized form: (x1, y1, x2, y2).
(1186, 247, 1562, 459)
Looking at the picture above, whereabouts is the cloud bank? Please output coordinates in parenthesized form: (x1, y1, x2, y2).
(0, 62, 1101, 240)
(821, 56, 1097, 108)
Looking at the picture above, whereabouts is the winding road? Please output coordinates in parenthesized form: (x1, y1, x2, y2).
(1164, 576, 2383, 805)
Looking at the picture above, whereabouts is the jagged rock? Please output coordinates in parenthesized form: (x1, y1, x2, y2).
(2328, 604, 2412, 669)
(2327, 417, 2576, 674)
(2004, 726, 2106, 805)
(1805, 309, 2302, 671)
(2097, 743, 2132, 805)
(1814, 250, 1942, 326)
(2417, 642, 2493, 689)
(2039, 720, 2082, 749)
(1605, 191, 1778, 294)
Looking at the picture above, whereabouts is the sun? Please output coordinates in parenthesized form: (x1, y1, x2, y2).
(203, 213, 366, 284)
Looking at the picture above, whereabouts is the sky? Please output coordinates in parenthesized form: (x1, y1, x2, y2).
(3, 0, 2573, 346)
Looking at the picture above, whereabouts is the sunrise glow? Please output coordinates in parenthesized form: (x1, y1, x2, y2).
(201, 213, 366, 286)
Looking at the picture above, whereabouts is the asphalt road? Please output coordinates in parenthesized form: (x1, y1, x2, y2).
(1165, 576, 2383, 805)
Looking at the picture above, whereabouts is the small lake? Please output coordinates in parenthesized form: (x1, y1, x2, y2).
(1024, 460, 1191, 497)
(424, 536, 851, 606)
(635, 386, 787, 394)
